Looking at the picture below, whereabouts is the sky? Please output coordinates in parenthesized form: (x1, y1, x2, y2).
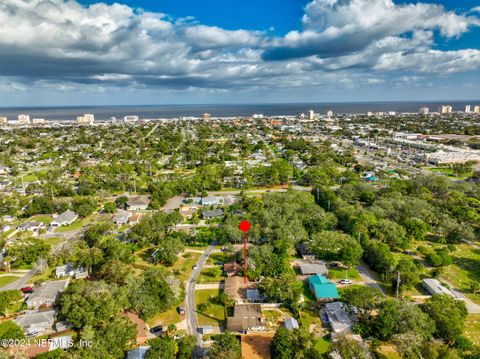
(0, 0, 479, 106)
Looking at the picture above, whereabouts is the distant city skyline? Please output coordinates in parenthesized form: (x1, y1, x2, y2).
(0, 0, 480, 106)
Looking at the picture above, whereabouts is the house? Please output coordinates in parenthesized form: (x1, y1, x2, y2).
(112, 210, 132, 225)
(202, 209, 224, 219)
(299, 262, 328, 277)
(179, 206, 198, 219)
(323, 302, 357, 334)
(14, 309, 56, 336)
(18, 221, 44, 232)
(127, 196, 150, 211)
(201, 196, 224, 206)
(284, 317, 299, 331)
(246, 289, 265, 303)
(224, 261, 241, 277)
(127, 346, 150, 359)
(297, 243, 316, 261)
(55, 263, 87, 279)
(50, 210, 78, 227)
(2, 215, 15, 223)
(129, 213, 142, 224)
(422, 278, 462, 299)
(308, 275, 339, 302)
(226, 304, 265, 333)
(26, 280, 69, 309)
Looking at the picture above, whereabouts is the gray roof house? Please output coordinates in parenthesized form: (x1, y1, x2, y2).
(201, 196, 224, 206)
(284, 317, 299, 331)
(299, 262, 328, 276)
(50, 210, 78, 227)
(323, 301, 357, 334)
(422, 278, 461, 299)
(112, 210, 132, 225)
(202, 209, 224, 219)
(127, 346, 150, 359)
(18, 221, 45, 232)
(26, 280, 69, 309)
(55, 263, 87, 279)
(14, 309, 56, 336)
(127, 196, 150, 211)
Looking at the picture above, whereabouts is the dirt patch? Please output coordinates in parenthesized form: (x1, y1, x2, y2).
(241, 333, 274, 359)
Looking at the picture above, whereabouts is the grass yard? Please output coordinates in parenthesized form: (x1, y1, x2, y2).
(298, 306, 321, 329)
(328, 267, 362, 281)
(196, 268, 224, 284)
(54, 220, 85, 233)
(0, 276, 19, 288)
(465, 314, 480, 346)
(314, 336, 331, 358)
(22, 174, 38, 183)
(169, 252, 202, 281)
(195, 288, 225, 326)
(33, 215, 52, 225)
(147, 307, 182, 327)
(441, 243, 480, 303)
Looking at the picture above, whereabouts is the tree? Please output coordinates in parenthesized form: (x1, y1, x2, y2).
(0, 321, 25, 340)
(331, 334, 366, 359)
(58, 280, 122, 329)
(208, 333, 241, 359)
(363, 241, 395, 276)
(258, 272, 302, 309)
(145, 337, 178, 359)
(0, 290, 22, 316)
(391, 258, 420, 296)
(25, 196, 54, 216)
(177, 335, 197, 359)
(271, 327, 321, 359)
(115, 196, 128, 210)
(423, 294, 468, 343)
(103, 202, 116, 213)
(341, 286, 383, 317)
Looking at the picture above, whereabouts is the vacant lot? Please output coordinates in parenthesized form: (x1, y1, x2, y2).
(195, 288, 225, 326)
(241, 334, 273, 359)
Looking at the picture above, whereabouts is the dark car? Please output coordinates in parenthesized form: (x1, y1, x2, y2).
(214, 261, 223, 265)
(177, 307, 185, 315)
(150, 326, 163, 335)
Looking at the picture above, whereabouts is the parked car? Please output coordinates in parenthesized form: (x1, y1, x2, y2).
(177, 307, 185, 315)
(339, 279, 352, 285)
(214, 261, 223, 265)
(192, 265, 198, 270)
(150, 326, 164, 335)
(21, 286, 33, 294)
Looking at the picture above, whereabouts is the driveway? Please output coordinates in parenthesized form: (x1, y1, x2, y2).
(355, 262, 386, 295)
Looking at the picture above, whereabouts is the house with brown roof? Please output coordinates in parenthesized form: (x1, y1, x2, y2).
(127, 196, 150, 211)
(226, 304, 265, 333)
(122, 311, 148, 345)
(223, 261, 241, 277)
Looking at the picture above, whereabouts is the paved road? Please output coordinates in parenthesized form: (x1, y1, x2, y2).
(356, 262, 386, 295)
(0, 268, 36, 292)
(185, 240, 217, 358)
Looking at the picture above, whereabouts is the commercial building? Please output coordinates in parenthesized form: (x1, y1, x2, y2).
(32, 118, 45, 125)
(465, 105, 471, 113)
(326, 110, 333, 118)
(0, 116, 7, 124)
(439, 105, 452, 114)
(77, 113, 95, 125)
(419, 107, 429, 115)
(474, 106, 480, 114)
(202, 113, 211, 121)
(124, 115, 139, 122)
(18, 114, 31, 124)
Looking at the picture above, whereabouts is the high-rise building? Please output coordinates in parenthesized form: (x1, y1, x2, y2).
(465, 105, 471, 113)
(17, 114, 30, 124)
(32, 118, 45, 125)
(326, 110, 333, 118)
(202, 113, 211, 121)
(308, 110, 315, 120)
(77, 113, 95, 125)
(124, 115, 139, 122)
(439, 105, 452, 114)
(419, 107, 429, 115)
(366, 111, 373, 117)
(0, 116, 7, 125)
(474, 106, 480, 114)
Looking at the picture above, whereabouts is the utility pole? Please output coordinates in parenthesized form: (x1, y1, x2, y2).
(396, 271, 401, 299)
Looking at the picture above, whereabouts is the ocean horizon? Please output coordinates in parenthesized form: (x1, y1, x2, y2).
(0, 100, 479, 121)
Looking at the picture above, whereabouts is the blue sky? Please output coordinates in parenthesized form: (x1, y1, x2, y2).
(0, 0, 479, 106)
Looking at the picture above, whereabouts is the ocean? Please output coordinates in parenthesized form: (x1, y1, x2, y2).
(0, 101, 478, 121)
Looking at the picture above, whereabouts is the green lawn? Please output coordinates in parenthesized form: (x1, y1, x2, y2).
(147, 307, 182, 327)
(54, 220, 85, 233)
(0, 276, 19, 288)
(22, 174, 38, 182)
(314, 336, 331, 358)
(195, 289, 225, 326)
(33, 215, 52, 225)
(196, 268, 225, 284)
(442, 243, 480, 303)
(328, 267, 362, 281)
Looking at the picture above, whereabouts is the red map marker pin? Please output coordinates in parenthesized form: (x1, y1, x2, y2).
(239, 221, 251, 284)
